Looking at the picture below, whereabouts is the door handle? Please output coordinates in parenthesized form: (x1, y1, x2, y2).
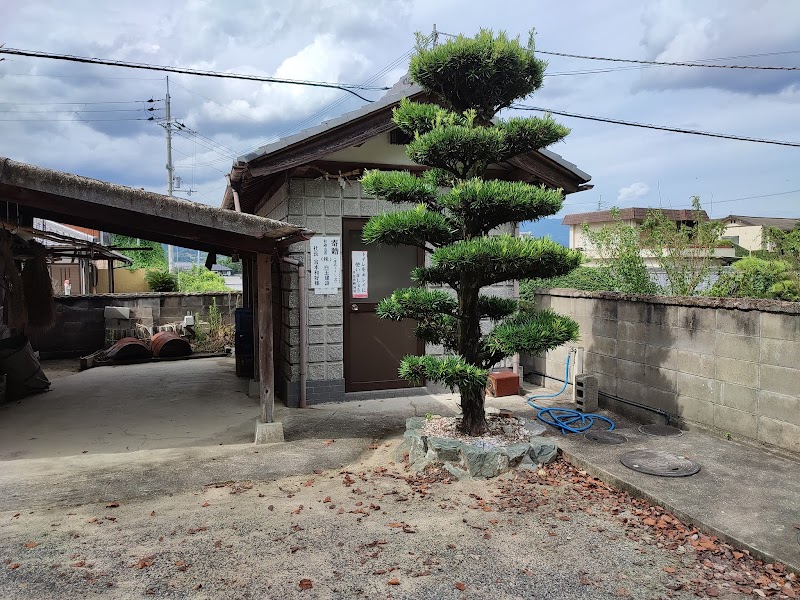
(351, 304, 359, 311)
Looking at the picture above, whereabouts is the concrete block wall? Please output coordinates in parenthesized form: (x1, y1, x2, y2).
(523, 289, 800, 454)
(29, 292, 241, 357)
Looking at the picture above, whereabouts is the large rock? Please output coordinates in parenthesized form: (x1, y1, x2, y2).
(529, 438, 558, 464)
(460, 444, 510, 479)
(428, 437, 463, 462)
(393, 428, 428, 463)
(406, 416, 427, 431)
(503, 443, 531, 466)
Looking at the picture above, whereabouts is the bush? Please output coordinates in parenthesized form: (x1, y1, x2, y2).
(145, 269, 177, 292)
(176, 266, 230, 293)
(521, 267, 619, 297)
(709, 257, 799, 301)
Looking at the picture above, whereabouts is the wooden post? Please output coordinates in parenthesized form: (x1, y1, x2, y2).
(107, 259, 115, 293)
(251, 257, 260, 382)
(257, 252, 274, 423)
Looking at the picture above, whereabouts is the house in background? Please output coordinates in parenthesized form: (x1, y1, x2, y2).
(222, 76, 591, 407)
(562, 207, 736, 267)
(718, 215, 799, 252)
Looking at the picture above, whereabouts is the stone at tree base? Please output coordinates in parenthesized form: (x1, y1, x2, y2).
(394, 428, 428, 463)
(504, 443, 531, 466)
(406, 417, 427, 431)
(460, 444, 510, 479)
(529, 438, 558, 464)
(443, 462, 471, 481)
(427, 437, 463, 462)
(485, 406, 501, 416)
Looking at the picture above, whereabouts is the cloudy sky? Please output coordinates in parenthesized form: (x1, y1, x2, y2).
(1, 0, 799, 220)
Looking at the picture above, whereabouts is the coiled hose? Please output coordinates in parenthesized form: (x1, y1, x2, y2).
(526, 353, 615, 436)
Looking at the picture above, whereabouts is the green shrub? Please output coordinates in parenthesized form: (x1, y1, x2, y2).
(521, 267, 619, 297)
(709, 257, 799, 301)
(145, 269, 177, 292)
(176, 266, 230, 293)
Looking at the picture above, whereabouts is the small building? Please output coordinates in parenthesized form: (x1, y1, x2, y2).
(719, 215, 799, 252)
(561, 207, 735, 267)
(222, 77, 591, 407)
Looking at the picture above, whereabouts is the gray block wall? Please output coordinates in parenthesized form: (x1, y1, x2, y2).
(29, 292, 241, 357)
(524, 290, 800, 454)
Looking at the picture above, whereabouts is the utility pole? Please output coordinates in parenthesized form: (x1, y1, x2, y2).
(165, 76, 174, 273)
(432, 24, 439, 47)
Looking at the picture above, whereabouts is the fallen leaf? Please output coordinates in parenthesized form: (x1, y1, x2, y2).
(732, 551, 744, 560)
(323, 439, 335, 446)
(299, 579, 313, 590)
(71, 561, 86, 568)
(455, 581, 466, 591)
(135, 557, 153, 569)
(663, 567, 676, 574)
(302, 479, 314, 487)
(149, 511, 156, 517)
(706, 587, 719, 597)
(201, 502, 210, 507)
(387, 578, 400, 585)
(193, 584, 203, 590)
(8, 563, 20, 570)
(388, 522, 404, 528)
(23, 542, 39, 549)
(87, 518, 98, 523)
(105, 502, 120, 508)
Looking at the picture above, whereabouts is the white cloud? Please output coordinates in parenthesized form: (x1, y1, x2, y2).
(617, 182, 651, 203)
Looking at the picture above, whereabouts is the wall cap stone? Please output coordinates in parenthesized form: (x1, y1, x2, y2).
(532, 288, 800, 315)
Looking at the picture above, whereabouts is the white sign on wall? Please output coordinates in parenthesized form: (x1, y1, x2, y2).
(310, 236, 341, 295)
(351, 251, 368, 299)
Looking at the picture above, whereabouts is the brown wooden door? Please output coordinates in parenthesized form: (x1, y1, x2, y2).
(343, 219, 424, 392)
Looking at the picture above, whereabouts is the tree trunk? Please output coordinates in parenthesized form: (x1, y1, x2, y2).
(460, 386, 487, 435)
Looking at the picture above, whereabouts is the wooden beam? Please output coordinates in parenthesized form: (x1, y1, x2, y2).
(257, 252, 274, 423)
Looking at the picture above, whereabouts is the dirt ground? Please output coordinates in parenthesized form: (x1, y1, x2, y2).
(1, 443, 796, 600)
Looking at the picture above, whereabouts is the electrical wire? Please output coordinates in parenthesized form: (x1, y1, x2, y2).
(0, 47, 389, 101)
(535, 50, 800, 71)
(564, 188, 800, 209)
(510, 104, 800, 148)
(0, 117, 155, 122)
(0, 99, 163, 105)
(0, 108, 162, 113)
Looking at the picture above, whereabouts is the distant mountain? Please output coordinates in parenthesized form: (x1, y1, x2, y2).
(520, 218, 569, 247)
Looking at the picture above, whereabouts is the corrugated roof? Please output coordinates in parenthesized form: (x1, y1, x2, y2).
(720, 215, 799, 231)
(562, 207, 709, 226)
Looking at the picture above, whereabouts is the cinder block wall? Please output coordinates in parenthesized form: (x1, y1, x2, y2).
(29, 292, 241, 357)
(523, 289, 800, 454)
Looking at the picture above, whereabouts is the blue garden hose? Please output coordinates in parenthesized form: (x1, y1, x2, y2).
(526, 353, 615, 436)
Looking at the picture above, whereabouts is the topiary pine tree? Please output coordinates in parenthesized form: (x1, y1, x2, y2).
(360, 30, 582, 436)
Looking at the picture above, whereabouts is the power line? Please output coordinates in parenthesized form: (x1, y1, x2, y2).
(0, 108, 162, 113)
(565, 188, 800, 209)
(510, 104, 800, 148)
(0, 47, 389, 101)
(0, 117, 154, 122)
(536, 50, 800, 71)
(0, 99, 163, 105)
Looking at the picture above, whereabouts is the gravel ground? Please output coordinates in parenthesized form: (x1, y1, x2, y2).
(0, 442, 796, 600)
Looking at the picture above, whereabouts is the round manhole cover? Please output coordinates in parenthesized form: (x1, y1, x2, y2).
(584, 431, 628, 445)
(620, 450, 700, 477)
(639, 424, 683, 437)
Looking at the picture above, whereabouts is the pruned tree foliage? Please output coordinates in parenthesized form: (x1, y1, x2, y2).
(361, 30, 581, 435)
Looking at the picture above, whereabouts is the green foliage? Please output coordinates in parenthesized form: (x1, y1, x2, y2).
(443, 179, 565, 235)
(111, 234, 167, 271)
(581, 210, 659, 295)
(392, 99, 466, 136)
(484, 309, 579, 357)
(414, 235, 581, 288)
(218, 255, 243, 274)
(409, 29, 546, 122)
(765, 222, 800, 267)
(362, 205, 455, 248)
(641, 197, 726, 296)
(361, 30, 578, 435)
(521, 266, 620, 295)
(399, 354, 487, 393)
(145, 269, 177, 292)
(176, 266, 230, 293)
(709, 257, 799, 301)
(361, 169, 438, 206)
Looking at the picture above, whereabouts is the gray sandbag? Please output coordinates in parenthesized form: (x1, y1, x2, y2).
(0, 334, 50, 401)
